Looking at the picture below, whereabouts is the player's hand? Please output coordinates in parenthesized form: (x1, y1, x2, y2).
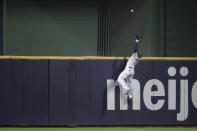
(135, 39, 140, 43)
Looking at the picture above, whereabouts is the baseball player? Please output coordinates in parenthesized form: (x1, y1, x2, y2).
(117, 35, 141, 100)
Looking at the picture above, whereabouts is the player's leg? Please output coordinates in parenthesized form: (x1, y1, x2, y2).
(117, 69, 131, 95)
(127, 76, 133, 100)
(127, 69, 134, 100)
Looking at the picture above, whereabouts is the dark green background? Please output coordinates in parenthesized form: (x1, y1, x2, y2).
(4, 0, 98, 56)
(3, 0, 197, 56)
(109, 0, 161, 57)
(165, 0, 197, 56)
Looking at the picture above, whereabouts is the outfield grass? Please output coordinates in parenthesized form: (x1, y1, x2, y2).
(0, 127, 197, 131)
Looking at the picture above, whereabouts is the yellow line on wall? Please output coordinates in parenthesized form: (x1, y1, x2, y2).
(141, 57, 197, 60)
(0, 56, 10, 59)
(0, 56, 197, 60)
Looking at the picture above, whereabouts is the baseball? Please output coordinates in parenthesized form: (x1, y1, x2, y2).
(130, 9, 134, 12)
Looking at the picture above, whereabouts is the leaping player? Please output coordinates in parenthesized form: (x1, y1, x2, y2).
(117, 35, 141, 100)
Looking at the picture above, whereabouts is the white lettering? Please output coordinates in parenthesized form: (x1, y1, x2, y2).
(143, 79, 165, 110)
(168, 80, 176, 110)
(107, 79, 141, 110)
(177, 80, 188, 121)
(132, 79, 141, 110)
(192, 81, 197, 109)
(106, 79, 128, 110)
(106, 66, 197, 122)
(107, 79, 116, 110)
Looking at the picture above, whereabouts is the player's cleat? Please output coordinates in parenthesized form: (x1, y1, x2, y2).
(124, 88, 131, 95)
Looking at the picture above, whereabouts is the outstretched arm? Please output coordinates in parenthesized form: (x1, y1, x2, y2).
(133, 35, 140, 53)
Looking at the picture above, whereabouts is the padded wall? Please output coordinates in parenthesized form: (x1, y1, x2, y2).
(0, 58, 197, 126)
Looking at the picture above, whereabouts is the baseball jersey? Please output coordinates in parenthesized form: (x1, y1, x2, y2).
(125, 52, 139, 69)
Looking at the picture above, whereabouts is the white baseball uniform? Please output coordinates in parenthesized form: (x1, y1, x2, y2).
(117, 52, 139, 97)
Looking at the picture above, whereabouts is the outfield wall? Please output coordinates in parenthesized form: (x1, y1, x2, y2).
(0, 56, 197, 126)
